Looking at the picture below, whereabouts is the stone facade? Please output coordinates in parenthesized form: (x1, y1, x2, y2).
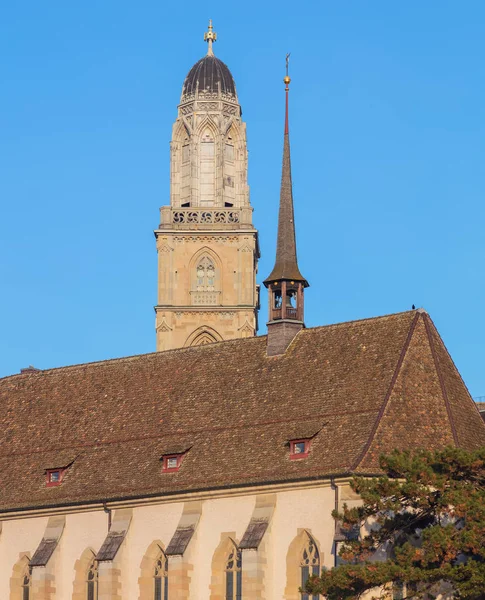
(0, 481, 345, 600)
(155, 55, 259, 351)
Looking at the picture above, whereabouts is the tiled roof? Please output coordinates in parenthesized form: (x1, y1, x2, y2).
(264, 123, 307, 285)
(0, 310, 483, 513)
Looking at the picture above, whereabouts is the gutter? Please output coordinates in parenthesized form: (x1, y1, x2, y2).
(330, 477, 339, 567)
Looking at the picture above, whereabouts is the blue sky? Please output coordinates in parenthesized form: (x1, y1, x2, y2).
(1, 2, 484, 396)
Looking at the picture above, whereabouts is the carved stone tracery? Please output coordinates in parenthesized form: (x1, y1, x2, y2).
(156, 49, 258, 351)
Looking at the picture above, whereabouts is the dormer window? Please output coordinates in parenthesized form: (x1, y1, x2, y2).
(46, 468, 65, 486)
(289, 439, 311, 460)
(162, 453, 184, 473)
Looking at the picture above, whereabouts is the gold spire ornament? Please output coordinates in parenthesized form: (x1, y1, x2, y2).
(284, 52, 291, 87)
(204, 19, 217, 56)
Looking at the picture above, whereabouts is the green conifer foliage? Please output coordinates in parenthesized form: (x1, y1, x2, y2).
(305, 447, 485, 600)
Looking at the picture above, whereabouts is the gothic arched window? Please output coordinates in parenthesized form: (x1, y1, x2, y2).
(196, 256, 215, 291)
(22, 567, 31, 600)
(86, 560, 98, 600)
(200, 130, 215, 206)
(225, 545, 242, 600)
(154, 550, 168, 600)
(300, 537, 320, 600)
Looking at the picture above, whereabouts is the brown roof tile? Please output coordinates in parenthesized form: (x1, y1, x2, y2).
(0, 310, 483, 513)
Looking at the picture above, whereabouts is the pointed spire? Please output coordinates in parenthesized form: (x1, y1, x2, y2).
(204, 19, 217, 56)
(264, 55, 308, 287)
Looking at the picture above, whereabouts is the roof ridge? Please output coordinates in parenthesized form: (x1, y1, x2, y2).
(1, 310, 419, 382)
(302, 309, 418, 334)
(423, 313, 468, 444)
(350, 311, 421, 471)
(0, 335, 266, 382)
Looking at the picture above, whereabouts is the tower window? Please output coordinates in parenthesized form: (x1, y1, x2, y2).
(196, 257, 216, 292)
(289, 439, 311, 460)
(200, 131, 215, 206)
(224, 143, 234, 161)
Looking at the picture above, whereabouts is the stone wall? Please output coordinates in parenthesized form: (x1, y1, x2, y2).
(0, 482, 339, 599)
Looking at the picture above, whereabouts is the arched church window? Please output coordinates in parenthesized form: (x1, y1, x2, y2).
(154, 550, 168, 600)
(300, 537, 320, 600)
(86, 560, 98, 600)
(200, 130, 215, 206)
(196, 256, 215, 292)
(22, 567, 31, 600)
(225, 545, 242, 600)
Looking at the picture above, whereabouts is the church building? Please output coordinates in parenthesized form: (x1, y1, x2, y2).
(1, 22, 484, 600)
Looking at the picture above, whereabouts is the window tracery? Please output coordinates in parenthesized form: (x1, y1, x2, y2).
(86, 560, 98, 600)
(225, 544, 242, 600)
(300, 537, 320, 600)
(21, 566, 31, 600)
(154, 550, 168, 600)
(196, 256, 215, 292)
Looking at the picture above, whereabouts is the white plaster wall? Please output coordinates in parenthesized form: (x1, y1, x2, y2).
(267, 485, 336, 599)
(123, 502, 184, 599)
(0, 516, 48, 591)
(189, 495, 254, 599)
(0, 484, 340, 599)
(56, 510, 107, 597)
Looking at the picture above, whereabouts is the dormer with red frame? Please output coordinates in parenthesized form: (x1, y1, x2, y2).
(44, 454, 77, 487)
(289, 439, 311, 460)
(161, 446, 191, 473)
(45, 467, 66, 487)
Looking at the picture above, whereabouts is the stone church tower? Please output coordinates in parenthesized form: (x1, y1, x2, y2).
(155, 21, 259, 351)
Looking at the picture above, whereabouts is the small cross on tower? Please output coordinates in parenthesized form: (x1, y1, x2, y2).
(204, 19, 217, 56)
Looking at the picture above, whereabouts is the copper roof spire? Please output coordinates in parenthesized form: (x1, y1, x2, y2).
(263, 55, 308, 287)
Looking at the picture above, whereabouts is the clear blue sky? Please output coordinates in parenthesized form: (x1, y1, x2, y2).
(1, 2, 484, 396)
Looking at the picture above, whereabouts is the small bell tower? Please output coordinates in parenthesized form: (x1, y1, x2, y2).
(263, 57, 309, 356)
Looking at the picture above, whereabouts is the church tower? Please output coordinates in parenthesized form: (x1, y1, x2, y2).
(155, 22, 259, 351)
(264, 60, 309, 356)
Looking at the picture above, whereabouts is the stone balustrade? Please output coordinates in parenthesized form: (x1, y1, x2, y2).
(158, 207, 253, 230)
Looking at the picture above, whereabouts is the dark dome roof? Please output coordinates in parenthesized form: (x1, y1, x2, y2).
(182, 55, 237, 99)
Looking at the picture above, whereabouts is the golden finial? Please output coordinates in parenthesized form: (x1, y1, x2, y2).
(204, 19, 217, 56)
(284, 53, 291, 88)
